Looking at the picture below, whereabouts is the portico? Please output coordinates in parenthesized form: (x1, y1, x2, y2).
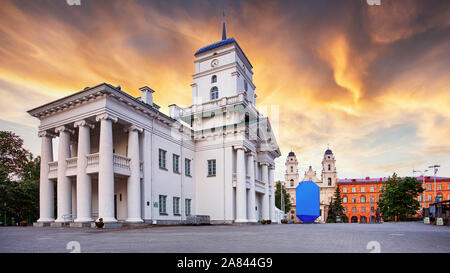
(37, 111, 146, 224)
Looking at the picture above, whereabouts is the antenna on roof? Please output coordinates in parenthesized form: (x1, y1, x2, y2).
(222, 9, 227, 40)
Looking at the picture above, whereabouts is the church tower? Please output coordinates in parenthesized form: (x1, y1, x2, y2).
(285, 151, 299, 189)
(321, 148, 337, 187)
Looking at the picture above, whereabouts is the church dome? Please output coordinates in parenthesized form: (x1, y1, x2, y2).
(288, 151, 296, 157)
(325, 149, 333, 155)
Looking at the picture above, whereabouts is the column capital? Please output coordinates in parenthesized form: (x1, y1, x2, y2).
(74, 119, 95, 129)
(96, 113, 118, 123)
(259, 161, 270, 167)
(55, 125, 74, 135)
(245, 150, 255, 157)
(124, 124, 143, 133)
(234, 145, 245, 151)
(38, 130, 56, 138)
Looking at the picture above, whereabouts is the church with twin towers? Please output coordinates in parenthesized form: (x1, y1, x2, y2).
(28, 20, 281, 227)
(283, 148, 338, 223)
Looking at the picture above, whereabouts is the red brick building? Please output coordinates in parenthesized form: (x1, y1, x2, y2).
(337, 176, 450, 223)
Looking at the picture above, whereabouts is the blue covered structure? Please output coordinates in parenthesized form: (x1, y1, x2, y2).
(296, 181, 320, 223)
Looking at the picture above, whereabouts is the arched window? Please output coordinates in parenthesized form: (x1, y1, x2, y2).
(361, 196, 366, 203)
(210, 87, 219, 100)
(290, 179, 294, 187)
(343, 196, 347, 203)
(328, 177, 332, 186)
(211, 75, 217, 83)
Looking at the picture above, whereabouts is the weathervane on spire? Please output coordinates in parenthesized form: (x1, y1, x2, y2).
(222, 9, 227, 40)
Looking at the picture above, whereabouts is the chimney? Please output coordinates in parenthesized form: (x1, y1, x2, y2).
(139, 86, 155, 106)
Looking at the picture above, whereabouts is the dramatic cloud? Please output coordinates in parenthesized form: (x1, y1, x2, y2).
(0, 0, 449, 180)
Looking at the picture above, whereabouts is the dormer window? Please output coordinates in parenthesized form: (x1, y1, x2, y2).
(210, 87, 219, 100)
(211, 75, 217, 83)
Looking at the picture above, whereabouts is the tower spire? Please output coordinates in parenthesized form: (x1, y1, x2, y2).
(222, 10, 227, 40)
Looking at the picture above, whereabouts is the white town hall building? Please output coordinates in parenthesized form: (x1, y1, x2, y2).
(28, 24, 281, 226)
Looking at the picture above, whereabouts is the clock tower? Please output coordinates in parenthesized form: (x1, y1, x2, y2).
(191, 20, 256, 105)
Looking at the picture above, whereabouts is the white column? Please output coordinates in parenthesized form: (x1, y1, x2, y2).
(74, 120, 94, 222)
(126, 125, 143, 223)
(235, 146, 247, 223)
(269, 166, 276, 222)
(96, 113, 118, 223)
(37, 131, 54, 222)
(55, 126, 73, 222)
(247, 153, 257, 223)
(261, 163, 270, 220)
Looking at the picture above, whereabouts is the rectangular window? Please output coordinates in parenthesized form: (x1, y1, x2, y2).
(448, 184, 450, 190)
(185, 199, 191, 216)
(343, 207, 347, 212)
(361, 187, 365, 193)
(428, 195, 432, 201)
(343, 197, 347, 203)
(370, 197, 375, 203)
(173, 197, 180, 215)
(343, 188, 347, 193)
(380, 186, 383, 191)
(352, 197, 356, 203)
(352, 187, 356, 193)
(370, 186, 374, 192)
(173, 154, 180, 173)
(361, 207, 365, 212)
(437, 184, 441, 190)
(159, 149, 167, 169)
(352, 207, 356, 213)
(418, 195, 422, 201)
(159, 195, 167, 215)
(207, 159, 216, 176)
(448, 195, 450, 200)
(185, 158, 191, 176)
(427, 184, 432, 190)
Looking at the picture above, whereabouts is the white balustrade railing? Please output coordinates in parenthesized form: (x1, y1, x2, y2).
(66, 157, 77, 169)
(86, 153, 99, 168)
(113, 154, 131, 170)
(180, 93, 247, 116)
(49, 161, 58, 171)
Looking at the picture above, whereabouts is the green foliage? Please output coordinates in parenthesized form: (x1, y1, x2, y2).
(326, 186, 347, 223)
(377, 173, 424, 221)
(275, 181, 292, 213)
(0, 131, 40, 225)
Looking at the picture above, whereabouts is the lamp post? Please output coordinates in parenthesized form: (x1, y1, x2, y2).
(413, 169, 428, 210)
(428, 165, 440, 202)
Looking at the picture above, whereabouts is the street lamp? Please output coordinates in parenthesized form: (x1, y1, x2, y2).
(428, 165, 440, 202)
(413, 169, 428, 210)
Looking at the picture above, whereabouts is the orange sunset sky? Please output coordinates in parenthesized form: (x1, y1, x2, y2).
(0, 0, 449, 181)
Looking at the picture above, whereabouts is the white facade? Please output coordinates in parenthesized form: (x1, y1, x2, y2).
(29, 32, 281, 225)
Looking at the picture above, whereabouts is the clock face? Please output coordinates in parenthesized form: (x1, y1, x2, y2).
(211, 59, 219, 68)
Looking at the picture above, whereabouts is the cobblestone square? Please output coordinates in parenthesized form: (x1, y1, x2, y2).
(0, 222, 448, 253)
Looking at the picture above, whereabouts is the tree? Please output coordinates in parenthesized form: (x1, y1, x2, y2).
(377, 173, 424, 221)
(275, 181, 292, 213)
(326, 186, 347, 223)
(0, 131, 31, 180)
(0, 131, 40, 225)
